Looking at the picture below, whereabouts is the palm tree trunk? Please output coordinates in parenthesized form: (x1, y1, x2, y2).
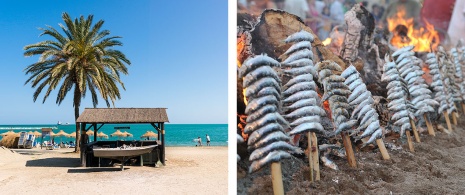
(74, 86, 81, 153)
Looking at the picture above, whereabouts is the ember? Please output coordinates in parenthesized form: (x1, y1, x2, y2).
(387, 8, 439, 52)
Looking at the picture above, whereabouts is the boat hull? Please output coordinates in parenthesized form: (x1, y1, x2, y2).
(93, 145, 157, 158)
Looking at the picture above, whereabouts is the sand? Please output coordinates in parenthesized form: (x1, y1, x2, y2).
(238, 116, 465, 194)
(0, 146, 227, 194)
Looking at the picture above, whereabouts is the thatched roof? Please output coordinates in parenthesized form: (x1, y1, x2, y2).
(76, 108, 169, 123)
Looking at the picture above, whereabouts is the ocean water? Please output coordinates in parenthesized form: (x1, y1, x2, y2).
(0, 124, 228, 147)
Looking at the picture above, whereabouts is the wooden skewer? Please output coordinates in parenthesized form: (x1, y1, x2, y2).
(409, 118, 421, 143)
(423, 114, 435, 136)
(462, 103, 465, 115)
(443, 111, 453, 132)
(341, 132, 357, 168)
(307, 132, 313, 182)
(405, 131, 415, 152)
(310, 132, 320, 181)
(452, 111, 458, 125)
(271, 162, 285, 195)
(376, 139, 390, 160)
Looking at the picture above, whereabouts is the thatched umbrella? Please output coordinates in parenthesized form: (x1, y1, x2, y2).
(55, 130, 69, 143)
(141, 131, 158, 140)
(111, 130, 124, 140)
(122, 131, 133, 138)
(67, 132, 76, 138)
(32, 131, 42, 137)
(0, 130, 18, 137)
(86, 130, 94, 136)
(97, 132, 108, 140)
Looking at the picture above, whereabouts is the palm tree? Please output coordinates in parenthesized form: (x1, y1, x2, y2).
(23, 12, 131, 152)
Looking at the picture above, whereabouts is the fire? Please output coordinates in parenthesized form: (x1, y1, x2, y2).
(387, 8, 439, 52)
(323, 100, 332, 120)
(322, 38, 332, 46)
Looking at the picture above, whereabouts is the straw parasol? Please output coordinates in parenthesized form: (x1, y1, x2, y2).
(0, 130, 18, 137)
(55, 130, 69, 143)
(141, 131, 158, 140)
(111, 129, 124, 139)
(122, 131, 133, 138)
(97, 132, 109, 140)
(86, 130, 94, 136)
(32, 131, 42, 137)
(67, 132, 76, 138)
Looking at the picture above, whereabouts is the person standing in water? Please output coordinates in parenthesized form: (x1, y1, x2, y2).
(206, 134, 211, 146)
(197, 136, 202, 146)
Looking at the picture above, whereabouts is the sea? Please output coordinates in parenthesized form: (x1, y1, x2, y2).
(0, 124, 228, 147)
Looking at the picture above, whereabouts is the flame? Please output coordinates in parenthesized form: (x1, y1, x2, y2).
(387, 8, 439, 52)
(322, 38, 332, 46)
(243, 88, 248, 105)
(323, 100, 332, 120)
(237, 114, 249, 140)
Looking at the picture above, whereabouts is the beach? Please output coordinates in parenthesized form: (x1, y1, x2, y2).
(0, 146, 227, 194)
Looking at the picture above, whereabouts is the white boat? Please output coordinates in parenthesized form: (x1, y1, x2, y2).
(92, 145, 158, 170)
(57, 121, 62, 125)
(93, 145, 157, 158)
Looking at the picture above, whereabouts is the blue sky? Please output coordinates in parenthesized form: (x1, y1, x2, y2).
(0, 0, 227, 124)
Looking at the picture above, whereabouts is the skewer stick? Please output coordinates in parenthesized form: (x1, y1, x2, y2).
(307, 132, 314, 182)
(341, 132, 357, 168)
(444, 111, 453, 131)
(452, 111, 458, 125)
(405, 131, 415, 152)
(310, 132, 320, 181)
(423, 114, 435, 136)
(409, 118, 421, 143)
(462, 103, 465, 115)
(376, 139, 390, 160)
(271, 162, 285, 195)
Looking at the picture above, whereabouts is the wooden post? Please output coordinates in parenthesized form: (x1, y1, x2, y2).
(444, 111, 453, 131)
(409, 118, 421, 143)
(311, 132, 320, 181)
(376, 139, 390, 160)
(161, 122, 166, 165)
(452, 111, 458, 125)
(423, 114, 435, 136)
(341, 132, 357, 168)
(307, 132, 314, 182)
(405, 131, 415, 152)
(271, 162, 285, 195)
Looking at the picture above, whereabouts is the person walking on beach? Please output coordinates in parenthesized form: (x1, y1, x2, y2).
(198, 136, 202, 146)
(206, 134, 211, 146)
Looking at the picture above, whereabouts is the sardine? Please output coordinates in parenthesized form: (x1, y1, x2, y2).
(400, 122, 411, 136)
(411, 94, 432, 105)
(410, 88, 432, 97)
(247, 123, 284, 145)
(245, 95, 278, 115)
(283, 91, 320, 104)
(351, 100, 373, 118)
(256, 86, 281, 100)
(355, 120, 380, 140)
(289, 115, 320, 127)
(285, 106, 324, 119)
(282, 82, 316, 96)
(389, 104, 407, 112)
(284, 98, 317, 111)
(246, 105, 277, 123)
(391, 110, 409, 121)
(248, 131, 290, 150)
(315, 61, 342, 72)
(288, 122, 325, 135)
(348, 79, 363, 91)
(394, 117, 410, 126)
(349, 91, 372, 106)
(327, 82, 350, 91)
(347, 84, 367, 102)
(249, 150, 291, 173)
(283, 74, 314, 89)
(341, 65, 358, 78)
(330, 102, 350, 111)
(395, 51, 415, 63)
(239, 54, 281, 78)
(243, 66, 281, 88)
(344, 73, 360, 86)
(249, 141, 296, 161)
(245, 77, 281, 98)
(334, 120, 358, 135)
(361, 128, 382, 148)
(357, 104, 373, 120)
(282, 49, 313, 64)
(282, 41, 312, 56)
(318, 69, 333, 82)
(388, 98, 406, 108)
(322, 89, 351, 101)
(244, 112, 287, 134)
(387, 90, 406, 100)
(284, 30, 314, 43)
(281, 58, 313, 68)
(396, 58, 411, 70)
(360, 109, 378, 126)
(284, 65, 317, 76)
(321, 152, 338, 170)
(333, 107, 349, 118)
(392, 45, 414, 57)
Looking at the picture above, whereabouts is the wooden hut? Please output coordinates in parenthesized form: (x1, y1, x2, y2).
(76, 108, 169, 167)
